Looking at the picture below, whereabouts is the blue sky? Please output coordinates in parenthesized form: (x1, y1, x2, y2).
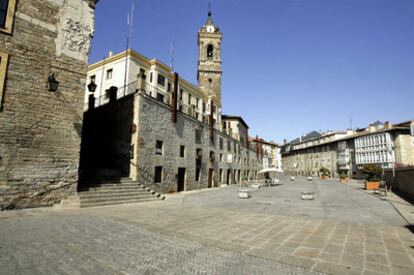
(89, 0, 414, 143)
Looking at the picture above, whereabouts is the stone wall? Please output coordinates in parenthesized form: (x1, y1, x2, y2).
(384, 168, 414, 200)
(0, 0, 96, 209)
(133, 92, 261, 194)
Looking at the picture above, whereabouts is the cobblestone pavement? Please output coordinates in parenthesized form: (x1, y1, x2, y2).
(0, 213, 322, 275)
(1, 177, 413, 275)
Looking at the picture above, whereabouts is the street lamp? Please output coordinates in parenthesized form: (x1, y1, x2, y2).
(87, 80, 97, 93)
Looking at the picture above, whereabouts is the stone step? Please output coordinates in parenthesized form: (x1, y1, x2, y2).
(80, 178, 136, 185)
(79, 190, 155, 199)
(80, 197, 162, 208)
(79, 183, 145, 190)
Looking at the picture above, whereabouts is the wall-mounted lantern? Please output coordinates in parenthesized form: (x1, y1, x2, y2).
(48, 73, 59, 92)
(87, 80, 97, 93)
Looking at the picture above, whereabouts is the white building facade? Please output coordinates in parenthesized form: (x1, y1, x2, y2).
(354, 132, 394, 169)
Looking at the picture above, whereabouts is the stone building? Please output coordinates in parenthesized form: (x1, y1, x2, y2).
(80, 10, 262, 194)
(281, 120, 414, 179)
(0, 0, 98, 209)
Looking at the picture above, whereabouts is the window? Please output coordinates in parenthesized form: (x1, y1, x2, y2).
(154, 166, 163, 183)
(167, 82, 171, 92)
(179, 89, 183, 100)
(155, 140, 163, 155)
(195, 129, 202, 144)
(207, 44, 214, 59)
(0, 51, 9, 110)
(208, 78, 212, 84)
(89, 75, 96, 83)
(202, 102, 206, 113)
(188, 93, 191, 105)
(227, 140, 231, 152)
(150, 72, 153, 83)
(156, 93, 164, 103)
(157, 74, 166, 87)
(180, 145, 185, 157)
(106, 69, 113, 79)
(0, 0, 16, 34)
(196, 98, 199, 108)
(139, 68, 146, 76)
(220, 153, 223, 162)
(219, 138, 223, 150)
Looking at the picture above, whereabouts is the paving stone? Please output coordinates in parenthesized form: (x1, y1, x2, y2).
(312, 261, 362, 275)
(245, 248, 282, 261)
(387, 252, 414, 268)
(324, 243, 344, 254)
(340, 252, 365, 269)
(278, 255, 316, 269)
(364, 262, 392, 274)
(294, 247, 321, 259)
(365, 253, 389, 265)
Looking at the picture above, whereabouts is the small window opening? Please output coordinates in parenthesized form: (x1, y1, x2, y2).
(155, 140, 163, 155)
(207, 44, 213, 59)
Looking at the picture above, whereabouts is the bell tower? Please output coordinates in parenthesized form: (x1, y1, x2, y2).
(197, 8, 223, 106)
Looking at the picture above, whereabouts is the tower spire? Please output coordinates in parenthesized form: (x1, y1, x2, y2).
(208, 2, 212, 17)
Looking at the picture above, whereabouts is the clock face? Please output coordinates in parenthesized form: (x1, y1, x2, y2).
(207, 26, 215, 33)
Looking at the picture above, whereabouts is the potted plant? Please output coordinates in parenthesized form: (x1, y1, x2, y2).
(362, 164, 383, 190)
(319, 167, 330, 179)
(339, 170, 349, 183)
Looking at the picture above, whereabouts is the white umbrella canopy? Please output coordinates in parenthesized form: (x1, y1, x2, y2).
(258, 167, 283, 174)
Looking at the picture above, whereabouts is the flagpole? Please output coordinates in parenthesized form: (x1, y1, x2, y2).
(123, 0, 136, 94)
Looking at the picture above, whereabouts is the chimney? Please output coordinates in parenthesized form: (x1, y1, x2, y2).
(346, 129, 354, 135)
(108, 51, 113, 57)
(283, 139, 287, 145)
(369, 125, 376, 133)
(384, 121, 391, 129)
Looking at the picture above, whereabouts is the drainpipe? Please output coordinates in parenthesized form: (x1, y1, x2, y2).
(171, 72, 178, 123)
(209, 100, 214, 139)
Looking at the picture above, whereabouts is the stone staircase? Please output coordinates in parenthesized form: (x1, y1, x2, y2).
(59, 175, 165, 208)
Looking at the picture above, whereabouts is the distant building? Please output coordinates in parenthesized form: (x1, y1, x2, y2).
(281, 120, 414, 179)
(251, 137, 281, 171)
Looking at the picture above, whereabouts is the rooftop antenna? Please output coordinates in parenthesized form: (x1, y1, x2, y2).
(123, 0, 136, 91)
(349, 115, 353, 130)
(170, 39, 175, 72)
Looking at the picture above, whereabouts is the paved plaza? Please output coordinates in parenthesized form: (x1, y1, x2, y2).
(1, 177, 413, 274)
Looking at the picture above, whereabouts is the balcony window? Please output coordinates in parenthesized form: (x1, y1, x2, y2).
(157, 74, 166, 87)
(106, 69, 113, 79)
